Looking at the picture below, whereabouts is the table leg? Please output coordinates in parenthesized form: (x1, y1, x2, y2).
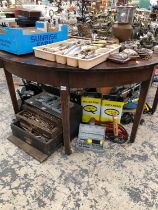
(130, 79, 152, 143)
(151, 87, 158, 114)
(4, 69, 19, 114)
(60, 86, 72, 155)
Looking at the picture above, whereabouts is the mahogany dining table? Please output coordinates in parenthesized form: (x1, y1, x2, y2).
(0, 50, 158, 155)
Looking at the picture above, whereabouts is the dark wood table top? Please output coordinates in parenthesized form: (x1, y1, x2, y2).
(0, 50, 158, 72)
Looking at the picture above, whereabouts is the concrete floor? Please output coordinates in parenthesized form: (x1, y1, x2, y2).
(0, 69, 158, 210)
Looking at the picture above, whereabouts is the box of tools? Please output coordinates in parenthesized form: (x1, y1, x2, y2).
(11, 92, 82, 155)
(76, 123, 105, 152)
(11, 105, 63, 155)
(25, 92, 82, 137)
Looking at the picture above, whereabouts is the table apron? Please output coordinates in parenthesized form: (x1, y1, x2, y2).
(3, 62, 69, 87)
(68, 67, 154, 88)
(3, 62, 154, 88)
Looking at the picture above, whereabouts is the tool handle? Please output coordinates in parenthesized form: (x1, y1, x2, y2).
(113, 114, 119, 137)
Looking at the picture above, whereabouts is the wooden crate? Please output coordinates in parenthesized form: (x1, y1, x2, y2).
(11, 120, 63, 155)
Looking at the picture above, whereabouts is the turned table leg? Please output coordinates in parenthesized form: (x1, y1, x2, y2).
(60, 86, 72, 155)
(130, 79, 152, 143)
(151, 86, 158, 114)
(4, 68, 19, 114)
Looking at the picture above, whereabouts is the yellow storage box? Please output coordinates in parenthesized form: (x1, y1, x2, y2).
(100, 100, 124, 124)
(81, 97, 101, 123)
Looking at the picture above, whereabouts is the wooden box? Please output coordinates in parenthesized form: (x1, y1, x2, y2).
(11, 120, 63, 155)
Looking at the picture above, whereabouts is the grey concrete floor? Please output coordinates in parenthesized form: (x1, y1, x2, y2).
(0, 69, 158, 210)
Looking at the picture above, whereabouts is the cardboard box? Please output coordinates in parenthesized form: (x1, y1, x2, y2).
(100, 100, 124, 124)
(81, 96, 101, 123)
(0, 24, 68, 55)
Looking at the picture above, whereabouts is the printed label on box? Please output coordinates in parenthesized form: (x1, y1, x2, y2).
(81, 97, 101, 123)
(100, 100, 124, 124)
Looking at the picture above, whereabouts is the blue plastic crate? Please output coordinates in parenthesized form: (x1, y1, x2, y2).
(0, 24, 68, 55)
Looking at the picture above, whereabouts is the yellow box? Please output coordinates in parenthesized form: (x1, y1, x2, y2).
(100, 100, 124, 124)
(81, 97, 101, 123)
